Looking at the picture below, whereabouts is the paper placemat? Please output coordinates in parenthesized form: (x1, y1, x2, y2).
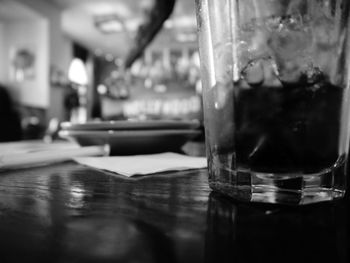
(74, 152, 207, 177)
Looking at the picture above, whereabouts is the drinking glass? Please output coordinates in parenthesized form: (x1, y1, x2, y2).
(195, 0, 350, 204)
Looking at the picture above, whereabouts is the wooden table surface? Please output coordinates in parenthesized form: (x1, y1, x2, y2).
(0, 142, 349, 263)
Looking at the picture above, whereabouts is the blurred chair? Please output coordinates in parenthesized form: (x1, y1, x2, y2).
(0, 84, 22, 142)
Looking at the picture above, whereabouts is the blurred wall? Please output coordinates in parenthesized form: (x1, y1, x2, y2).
(17, 0, 73, 122)
(1, 18, 49, 108)
(0, 24, 4, 81)
(0, 0, 73, 123)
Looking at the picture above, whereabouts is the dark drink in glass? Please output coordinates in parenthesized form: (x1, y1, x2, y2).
(196, 0, 350, 204)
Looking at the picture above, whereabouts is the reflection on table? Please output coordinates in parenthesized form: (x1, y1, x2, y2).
(0, 144, 349, 263)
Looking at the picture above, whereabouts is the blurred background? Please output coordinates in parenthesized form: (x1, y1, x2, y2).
(0, 0, 202, 140)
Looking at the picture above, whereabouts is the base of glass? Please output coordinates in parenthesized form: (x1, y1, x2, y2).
(209, 165, 347, 205)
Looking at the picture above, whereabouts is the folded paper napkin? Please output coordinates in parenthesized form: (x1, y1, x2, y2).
(74, 152, 207, 177)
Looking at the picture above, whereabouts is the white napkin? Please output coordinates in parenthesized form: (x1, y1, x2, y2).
(74, 152, 207, 177)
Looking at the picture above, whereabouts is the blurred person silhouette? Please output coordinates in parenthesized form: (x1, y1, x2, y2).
(0, 84, 22, 142)
(63, 83, 80, 122)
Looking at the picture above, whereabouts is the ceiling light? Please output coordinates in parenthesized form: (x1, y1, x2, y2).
(175, 32, 197, 43)
(85, 3, 131, 17)
(97, 84, 108, 95)
(94, 14, 124, 34)
(105, 54, 114, 62)
(164, 16, 197, 29)
(68, 58, 88, 86)
(94, 49, 103, 56)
